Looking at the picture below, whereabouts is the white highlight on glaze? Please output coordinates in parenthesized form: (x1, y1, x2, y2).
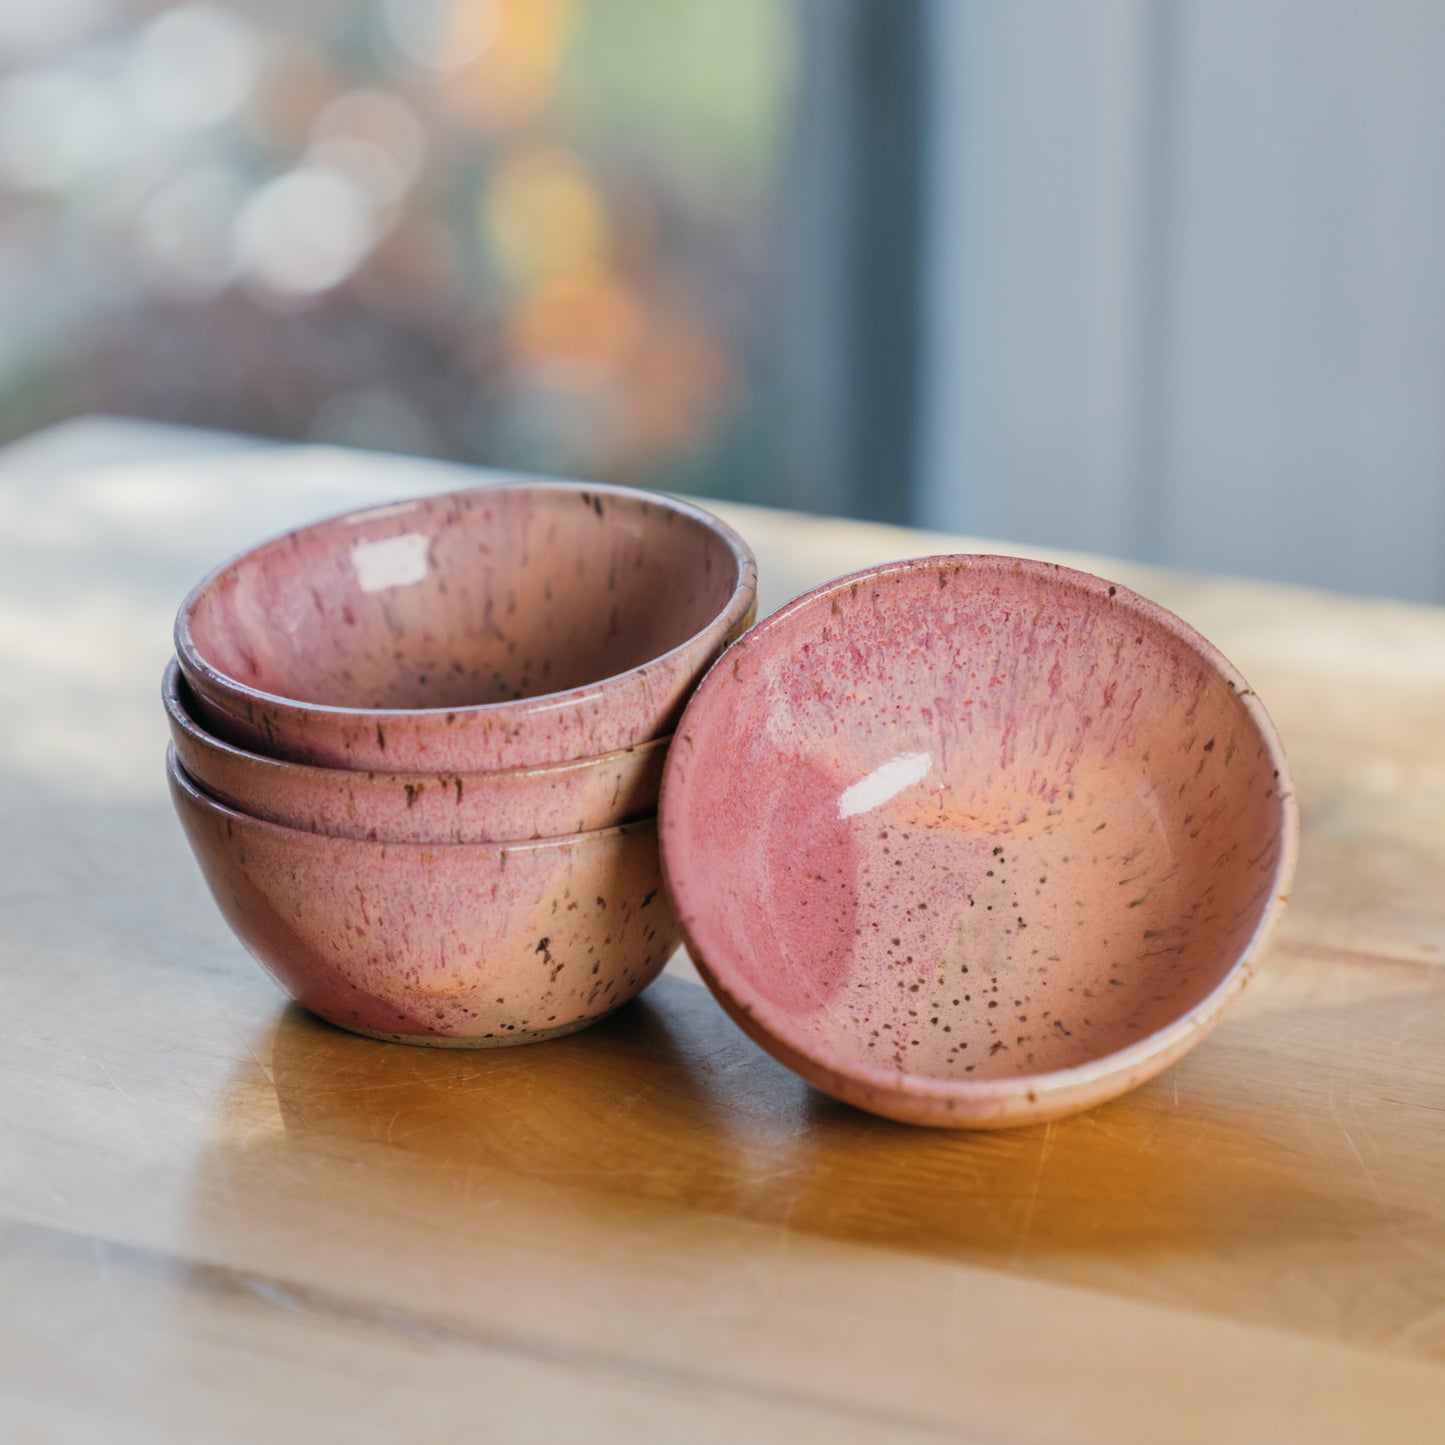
(838, 751, 932, 819)
(351, 532, 429, 592)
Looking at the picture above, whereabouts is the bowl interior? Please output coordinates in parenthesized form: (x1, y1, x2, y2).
(184, 485, 744, 710)
(665, 557, 1291, 1087)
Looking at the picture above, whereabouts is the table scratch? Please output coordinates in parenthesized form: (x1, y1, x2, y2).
(1014, 1120, 1053, 1255)
(96, 1056, 137, 1106)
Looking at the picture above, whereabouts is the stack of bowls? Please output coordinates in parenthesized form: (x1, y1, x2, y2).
(166, 481, 757, 1047)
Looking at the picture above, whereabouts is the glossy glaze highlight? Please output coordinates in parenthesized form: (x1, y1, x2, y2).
(660, 555, 1298, 1128)
(176, 481, 757, 771)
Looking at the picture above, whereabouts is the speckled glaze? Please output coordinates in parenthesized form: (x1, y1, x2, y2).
(164, 659, 667, 844)
(660, 555, 1298, 1129)
(175, 481, 757, 772)
(169, 749, 679, 1045)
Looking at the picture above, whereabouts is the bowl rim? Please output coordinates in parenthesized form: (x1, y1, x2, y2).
(162, 657, 673, 786)
(659, 551, 1300, 1112)
(173, 477, 758, 724)
(169, 745, 658, 854)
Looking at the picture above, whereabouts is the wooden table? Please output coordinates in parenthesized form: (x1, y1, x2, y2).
(3, 418, 1443, 1443)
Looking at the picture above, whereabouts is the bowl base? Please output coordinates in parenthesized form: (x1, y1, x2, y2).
(331, 1011, 611, 1049)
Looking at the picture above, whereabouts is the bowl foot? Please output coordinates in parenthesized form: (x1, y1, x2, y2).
(328, 1011, 611, 1048)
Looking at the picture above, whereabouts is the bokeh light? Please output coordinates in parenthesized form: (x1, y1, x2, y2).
(437, 0, 577, 133)
(0, 67, 120, 191)
(134, 163, 246, 296)
(309, 90, 427, 205)
(509, 269, 644, 389)
(124, 5, 257, 130)
(483, 146, 609, 287)
(232, 166, 377, 297)
(379, 0, 501, 72)
(0, 0, 795, 496)
(0, 0, 116, 65)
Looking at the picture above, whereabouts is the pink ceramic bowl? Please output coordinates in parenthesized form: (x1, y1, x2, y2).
(163, 659, 667, 844)
(175, 481, 757, 772)
(660, 555, 1297, 1129)
(169, 748, 679, 1045)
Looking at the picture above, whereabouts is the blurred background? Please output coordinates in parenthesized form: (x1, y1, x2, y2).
(2, 0, 1443, 601)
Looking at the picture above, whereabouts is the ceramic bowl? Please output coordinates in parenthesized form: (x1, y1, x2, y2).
(660, 555, 1297, 1129)
(163, 659, 667, 844)
(175, 481, 757, 772)
(170, 748, 679, 1045)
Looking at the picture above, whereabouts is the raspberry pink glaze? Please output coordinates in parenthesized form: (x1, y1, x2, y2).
(164, 660, 666, 844)
(170, 749, 679, 1045)
(659, 555, 1297, 1128)
(175, 481, 756, 771)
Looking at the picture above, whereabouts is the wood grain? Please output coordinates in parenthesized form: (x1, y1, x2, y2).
(2, 420, 1442, 1442)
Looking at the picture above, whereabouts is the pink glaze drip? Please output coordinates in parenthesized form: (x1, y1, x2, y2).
(660, 555, 1297, 1128)
(175, 482, 756, 771)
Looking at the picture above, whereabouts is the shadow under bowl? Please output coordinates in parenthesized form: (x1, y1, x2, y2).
(660, 554, 1297, 1128)
(164, 658, 668, 844)
(175, 480, 756, 772)
(169, 748, 680, 1045)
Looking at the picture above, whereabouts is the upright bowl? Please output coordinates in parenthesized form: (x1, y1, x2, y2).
(175, 481, 756, 771)
(170, 749, 680, 1045)
(164, 659, 667, 844)
(660, 555, 1297, 1128)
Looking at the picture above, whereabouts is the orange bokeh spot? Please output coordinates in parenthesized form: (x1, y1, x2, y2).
(619, 322, 735, 463)
(443, 0, 577, 133)
(508, 267, 645, 388)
